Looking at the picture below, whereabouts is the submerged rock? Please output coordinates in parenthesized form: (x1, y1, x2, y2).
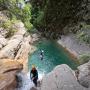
(40, 64, 87, 90)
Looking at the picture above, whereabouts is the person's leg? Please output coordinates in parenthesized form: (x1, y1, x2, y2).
(33, 79, 38, 87)
(41, 57, 43, 60)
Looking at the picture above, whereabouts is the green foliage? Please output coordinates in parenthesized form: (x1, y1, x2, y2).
(77, 24, 90, 44)
(79, 54, 90, 64)
(31, 0, 83, 38)
(31, 10, 44, 28)
(77, 32, 90, 44)
(24, 21, 33, 31)
(0, 0, 32, 30)
(21, 4, 31, 22)
(2, 19, 18, 37)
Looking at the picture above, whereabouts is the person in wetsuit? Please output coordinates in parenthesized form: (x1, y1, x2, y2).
(30, 65, 38, 87)
(40, 50, 44, 60)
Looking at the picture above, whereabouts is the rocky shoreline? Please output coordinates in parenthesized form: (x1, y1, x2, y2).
(57, 34, 90, 58)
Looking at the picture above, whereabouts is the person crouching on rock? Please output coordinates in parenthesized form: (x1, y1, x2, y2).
(30, 65, 38, 87)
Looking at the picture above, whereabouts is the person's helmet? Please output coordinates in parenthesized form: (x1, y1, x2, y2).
(32, 65, 36, 69)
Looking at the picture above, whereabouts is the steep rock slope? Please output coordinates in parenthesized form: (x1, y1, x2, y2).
(40, 64, 88, 90)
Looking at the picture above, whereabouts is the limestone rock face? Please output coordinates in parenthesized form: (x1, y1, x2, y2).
(0, 28, 8, 37)
(0, 11, 38, 90)
(14, 22, 26, 35)
(58, 34, 90, 58)
(15, 35, 31, 60)
(0, 37, 7, 46)
(78, 61, 90, 88)
(0, 60, 23, 90)
(31, 34, 39, 42)
(0, 35, 8, 50)
(0, 35, 23, 59)
(40, 64, 87, 90)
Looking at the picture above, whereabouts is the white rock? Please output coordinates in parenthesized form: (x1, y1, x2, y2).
(31, 34, 39, 42)
(15, 35, 34, 60)
(0, 37, 7, 46)
(0, 35, 23, 59)
(40, 64, 87, 90)
(14, 22, 26, 35)
(78, 61, 90, 88)
(0, 28, 8, 37)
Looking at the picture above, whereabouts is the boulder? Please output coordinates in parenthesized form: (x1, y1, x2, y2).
(0, 35, 23, 59)
(0, 28, 8, 37)
(31, 34, 39, 42)
(0, 36, 7, 49)
(78, 61, 90, 88)
(0, 59, 23, 90)
(14, 22, 26, 35)
(15, 36, 31, 60)
(40, 64, 87, 90)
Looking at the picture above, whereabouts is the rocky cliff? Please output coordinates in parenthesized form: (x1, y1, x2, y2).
(57, 34, 90, 58)
(0, 11, 37, 90)
(0, 11, 36, 69)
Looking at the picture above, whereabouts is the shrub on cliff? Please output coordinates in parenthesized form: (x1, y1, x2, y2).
(79, 54, 90, 64)
(0, 0, 33, 31)
(77, 25, 90, 44)
(1, 19, 18, 38)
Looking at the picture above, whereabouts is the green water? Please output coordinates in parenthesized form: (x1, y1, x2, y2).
(28, 39, 78, 74)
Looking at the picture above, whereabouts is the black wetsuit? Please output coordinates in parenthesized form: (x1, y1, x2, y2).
(40, 51, 44, 60)
(30, 69, 38, 86)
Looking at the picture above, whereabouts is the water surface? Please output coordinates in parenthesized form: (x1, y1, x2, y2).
(28, 39, 78, 74)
